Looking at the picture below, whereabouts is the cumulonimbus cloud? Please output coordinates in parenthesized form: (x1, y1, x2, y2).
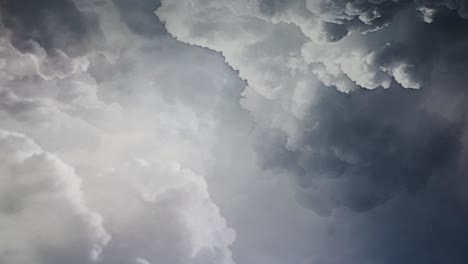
(156, 0, 468, 213)
(2, 0, 468, 264)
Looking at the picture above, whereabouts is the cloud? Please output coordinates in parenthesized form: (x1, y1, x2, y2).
(2, 1, 468, 264)
(155, 0, 468, 94)
(0, 130, 110, 264)
(92, 158, 236, 264)
(135, 258, 151, 264)
(157, 0, 468, 214)
(0, 1, 240, 263)
(155, 0, 432, 96)
(111, 0, 167, 37)
(0, 0, 103, 56)
(416, 0, 468, 18)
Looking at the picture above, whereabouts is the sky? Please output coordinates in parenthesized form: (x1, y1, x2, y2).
(0, 0, 468, 264)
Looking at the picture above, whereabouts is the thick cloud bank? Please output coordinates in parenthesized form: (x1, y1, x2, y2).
(157, 0, 468, 213)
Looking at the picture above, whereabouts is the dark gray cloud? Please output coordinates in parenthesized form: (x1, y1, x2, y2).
(0, 0, 102, 56)
(0, 0, 109, 80)
(112, 0, 167, 37)
(257, 9, 468, 214)
(343, 172, 468, 264)
(288, 83, 464, 213)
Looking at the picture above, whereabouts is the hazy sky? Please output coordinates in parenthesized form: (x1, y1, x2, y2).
(1, 1, 468, 264)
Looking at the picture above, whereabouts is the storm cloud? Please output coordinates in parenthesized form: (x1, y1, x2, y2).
(0, 1, 238, 263)
(157, 0, 468, 213)
(1, 1, 468, 264)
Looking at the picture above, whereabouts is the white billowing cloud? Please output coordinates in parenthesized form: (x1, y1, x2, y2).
(93, 158, 236, 264)
(156, 0, 422, 94)
(0, 130, 110, 264)
(0, 1, 239, 263)
(155, 0, 427, 150)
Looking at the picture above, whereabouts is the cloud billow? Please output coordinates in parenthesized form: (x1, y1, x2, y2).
(0, 1, 239, 264)
(157, 0, 468, 214)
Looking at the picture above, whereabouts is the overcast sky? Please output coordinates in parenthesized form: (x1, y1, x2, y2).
(1, 0, 468, 264)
